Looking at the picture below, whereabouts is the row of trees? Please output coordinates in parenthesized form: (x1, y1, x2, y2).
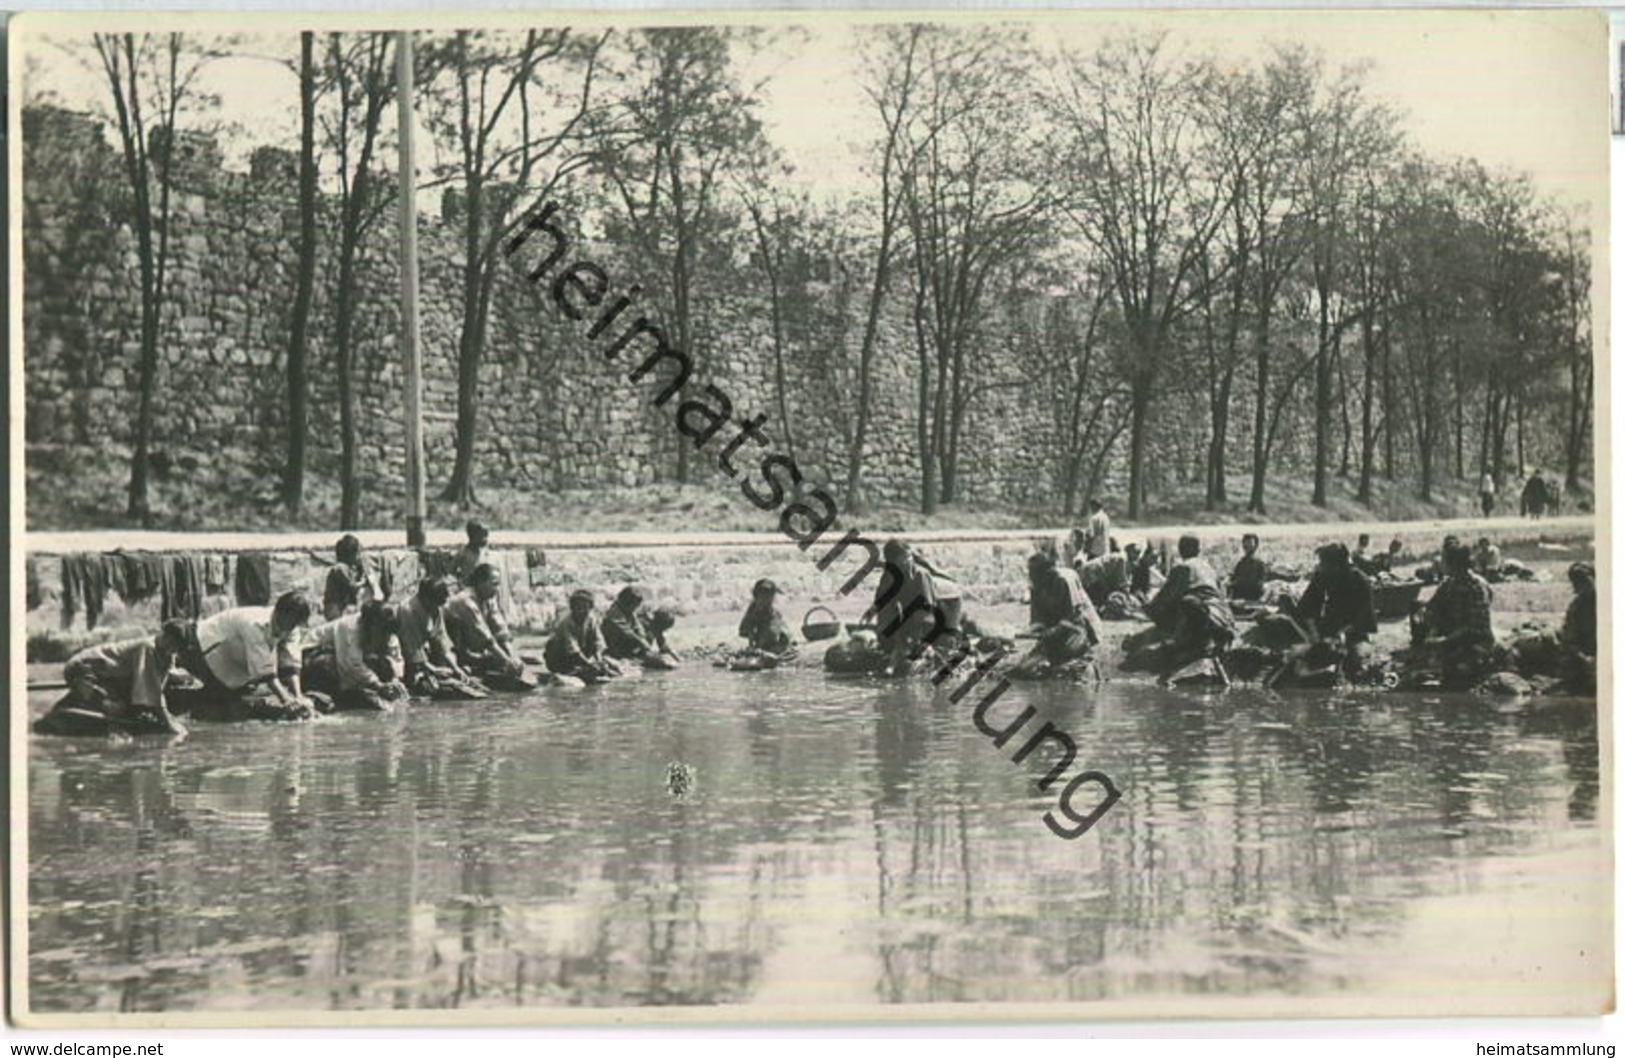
(61, 25, 1594, 526)
(850, 27, 1593, 518)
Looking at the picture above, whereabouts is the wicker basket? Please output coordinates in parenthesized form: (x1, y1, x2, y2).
(801, 605, 842, 642)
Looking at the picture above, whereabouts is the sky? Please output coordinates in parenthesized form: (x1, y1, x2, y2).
(15, 9, 1609, 249)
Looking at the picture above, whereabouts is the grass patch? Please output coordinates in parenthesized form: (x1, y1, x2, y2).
(26, 442, 1592, 536)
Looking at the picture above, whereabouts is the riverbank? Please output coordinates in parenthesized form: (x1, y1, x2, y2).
(22, 515, 1595, 666)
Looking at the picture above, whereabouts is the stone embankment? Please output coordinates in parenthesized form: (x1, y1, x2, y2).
(24, 516, 1595, 650)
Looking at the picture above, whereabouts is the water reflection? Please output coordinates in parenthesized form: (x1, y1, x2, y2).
(26, 673, 1600, 1013)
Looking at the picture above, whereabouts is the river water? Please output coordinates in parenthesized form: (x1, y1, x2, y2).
(23, 671, 1606, 1017)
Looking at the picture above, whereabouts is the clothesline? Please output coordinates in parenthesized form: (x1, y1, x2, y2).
(42, 547, 444, 631)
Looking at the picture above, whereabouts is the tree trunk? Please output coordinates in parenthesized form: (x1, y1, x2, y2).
(1515, 397, 1525, 477)
(672, 243, 694, 485)
(1451, 347, 1465, 480)
(1357, 310, 1377, 504)
(129, 257, 159, 527)
(1248, 315, 1272, 514)
(1336, 339, 1352, 477)
(1203, 268, 1239, 510)
(846, 229, 893, 515)
(914, 271, 936, 516)
(1126, 373, 1150, 521)
(281, 30, 318, 515)
(1419, 425, 1434, 501)
(333, 204, 364, 531)
(1565, 335, 1589, 491)
(1311, 289, 1332, 507)
(942, 333, 969, 505)
(749, 208, 798, 474)
(334, 147, 379, 531)
(1206, 374, 1232, 510)
(442, 167, 485, 507)
(1382, 325, 1396, 481)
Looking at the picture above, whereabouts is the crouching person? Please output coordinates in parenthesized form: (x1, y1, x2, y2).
(1509, 561, 1596, 694)
(170, 592, 321, 721)
(445, 563, 536, 691)
(725, 579, 798, 671)
(1404, 542, 1496, 690)
(871, 541, 965, 675)
(1013, 551, 1103, 681)
(35, 621, 191, 738)
(303, 600, 408, 711)
(545, 589, 622, 683)
(1282, 543, 1379, 686)
(397, 578, 487, 700)
(603, 586, 681, 670)
(1140, 535, 1237, 684)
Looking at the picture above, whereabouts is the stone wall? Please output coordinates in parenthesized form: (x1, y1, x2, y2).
(22, 105, 1065, 518)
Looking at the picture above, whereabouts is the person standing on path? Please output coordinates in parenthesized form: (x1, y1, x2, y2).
(1085, 499, 1112, 561)
(1480, 471, 1497, 517)
(1521, 470, 1549, 519)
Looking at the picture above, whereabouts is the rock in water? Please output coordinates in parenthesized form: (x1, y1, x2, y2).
(666, 761, 696, 799)
(1166, 657, 1230, 688)
(1475, 671, 1535, 699)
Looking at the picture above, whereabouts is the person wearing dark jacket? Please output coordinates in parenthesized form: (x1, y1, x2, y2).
(1557, 561, 1597, 694)
(603, 585, 680, 669)
(1228, 533, 1269, 603)
(1291, 543, 1378, 681)
(397, 578, 486, 698)
(1409, 543, 1496, 689)
(545, 589, 620, 682)
(1298, 543, 1378, 646)
(1144, 535, 1237, 676)
(737, 579, 796, 657)
(1521, 471, 1549, 519)
(1562, 562, 1597, 656)
(1016, 552, 1104, 678)
(445, 563, 532, 689)
(35, 621, 190, 737)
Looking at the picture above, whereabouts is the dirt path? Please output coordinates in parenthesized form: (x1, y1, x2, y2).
(21, 513, 1597, 556)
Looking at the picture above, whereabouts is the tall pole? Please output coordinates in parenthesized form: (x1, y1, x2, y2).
(396, 30, 427, 547)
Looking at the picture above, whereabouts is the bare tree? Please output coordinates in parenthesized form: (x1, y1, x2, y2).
(1387, 157, 1471, 501)
(322, 32, 394, 530)
(423, 28, 606, 507)
(90, 32, 219, 526)
(1049, 34, 1227, 519)
(280, 31, 319, 514)
(1294, 53, 1395, 508)
(589, 27, 768, 486)
(739, 172, 810, 476)
(846, 25, 925, 515)
(1557, 223, 1593, 493)
(896, 26, 1048, 512)
(1009, 272, 1127, 516)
